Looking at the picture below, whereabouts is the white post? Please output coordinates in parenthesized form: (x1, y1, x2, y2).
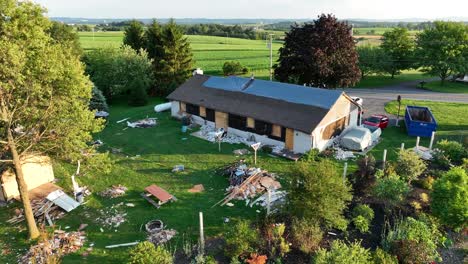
(429, 131, 435, 150)
(266, 188, 271, 215)
(383, 149, 387, 171)
(199, 212, 204, 255)
(400, 143, 405, 151)
(416, 136, 420, 150)
(343, 162, 348, 184)
(269, 34, 273, 81)
(254, 149, 257, 165)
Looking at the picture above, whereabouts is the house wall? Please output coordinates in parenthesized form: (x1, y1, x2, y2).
(0, 155, 54, 201)
(293, 130, 313, 153)
(171, 101, 182, 118)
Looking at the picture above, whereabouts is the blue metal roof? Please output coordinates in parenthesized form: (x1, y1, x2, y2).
(203, 76, 342, 109)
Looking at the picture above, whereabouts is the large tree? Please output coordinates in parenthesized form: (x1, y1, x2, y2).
(381, 27, 415, 78)
(48, 21, 83, 56)
(356, 45, 391, 78)
(0, 0, 104, 239)
(123, 20, 145, 51)
(416, 21, 468, 84)
(144, 20, 165, 95)
(274, 14, 361, 88)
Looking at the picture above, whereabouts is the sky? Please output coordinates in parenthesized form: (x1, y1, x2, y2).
(33, 0, 468, 20)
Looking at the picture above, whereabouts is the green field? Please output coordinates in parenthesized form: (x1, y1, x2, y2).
(354, 70, 429, 88)
(79, 32, 281, 79)
(353, 27, 420, 35)
(424, 80, 468, 94)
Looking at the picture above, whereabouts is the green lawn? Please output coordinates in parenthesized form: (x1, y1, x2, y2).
(79, 32, 281, 80)
(353, 70, 429, 88)
(424, 80, 468, 94)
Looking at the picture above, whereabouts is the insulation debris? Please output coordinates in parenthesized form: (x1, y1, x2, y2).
(233, 149, 250, 155)
(196, 124, 254, 145)
(127, 118, 157, 128)
(95, 111, 109, 118)
(99, 185, 128, 198)
(334, 147, 356, 160)
(19, 230, 86, 264)
(147, 229, 176, 245)
(95, 203, 127, 229)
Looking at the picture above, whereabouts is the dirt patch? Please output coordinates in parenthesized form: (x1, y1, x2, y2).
(188, 184, 205, 193)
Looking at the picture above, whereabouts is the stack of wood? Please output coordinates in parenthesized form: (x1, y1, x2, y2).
(7, 199, 65, 225)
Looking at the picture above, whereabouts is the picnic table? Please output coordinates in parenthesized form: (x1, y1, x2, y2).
(141, 184, 177, 208)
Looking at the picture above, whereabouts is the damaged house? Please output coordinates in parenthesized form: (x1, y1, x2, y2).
(167, 75, 361, 153)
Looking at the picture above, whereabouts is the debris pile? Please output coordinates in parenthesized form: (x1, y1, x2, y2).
(334, 147, 355, 160)
(127, 118, 157, 128)
(172, 165, 185, 172)
(7, 199, 65, 225)
(99, 185, 128, 198)
(19, 230, 86, 264)
(197, 124, 254, 145)
(95, 203, 127, 229)
(215, 161, 285, 208)
(233, 149, 250, 155)
(147, 229, 177, 245)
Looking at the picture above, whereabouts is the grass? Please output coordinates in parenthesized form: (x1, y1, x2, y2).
(79, 32, 281, 80)
(424, 80, 468, 94)
(353, 70, 429, 88)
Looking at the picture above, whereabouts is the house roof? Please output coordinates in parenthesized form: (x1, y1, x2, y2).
(167, 75, 347, 133)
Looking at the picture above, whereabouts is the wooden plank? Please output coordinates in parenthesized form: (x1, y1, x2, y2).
(215, 111, 228, 130)
(199, 106, 206, 117)
(180, 102, 186, 113)
(285, 128, 294, 151)
(247, 117, 255, 128)
(272, 124, 281, 137)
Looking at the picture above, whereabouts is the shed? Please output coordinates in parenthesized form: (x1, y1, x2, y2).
(404, 106, 437, 137)
(0, 155, 55, 202)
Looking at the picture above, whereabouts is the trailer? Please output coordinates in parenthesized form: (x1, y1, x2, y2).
(404, 106, 437, 137)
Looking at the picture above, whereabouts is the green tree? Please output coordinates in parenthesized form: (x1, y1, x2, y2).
(436, 139, 468, 165)
(222, 61, 248, 76)
(144, 20, 165, 95)
(381, 27, 415, 78)
(416, 21, 468, 84)
(291, 218, 323, 254)
(123, 20, 145, 51)
(289, 160, 352, 230)
(128, 78, 150, 106)
(351, 204, 374, 233)
(372, 248, 398, 264)
(356, 45, 391, 78)
(275, 14, 361, 88)
(89, 86, 109, 112)
(48, 21, 82, 56)
(0, 0, 104, 239)
(224, 219, 260, 259)
(157, 19, 193, 95)
(373, 175, 410, 209)
(314, 240, 373, 264)
(85, 46, 154, 100)
(431, 167, 468, 230)
(395, 149, 427, 183)
(129, 241, 173, 264)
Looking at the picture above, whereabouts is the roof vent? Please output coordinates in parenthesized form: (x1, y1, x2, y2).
(241, 75, 255, 91)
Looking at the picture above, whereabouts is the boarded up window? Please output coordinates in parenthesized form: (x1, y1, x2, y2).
(215, 111, 228, 129)
(206, 108, 215, 122)
(272, 124, 282, 137)
(180, 102, 186, 112)
(186, 103, 199, 116)
(199, 106, 206, 117)
(247, 117, 255, 128)
(322, 116, 348, 140)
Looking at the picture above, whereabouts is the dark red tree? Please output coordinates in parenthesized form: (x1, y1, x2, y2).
(274, 14, 361, 88)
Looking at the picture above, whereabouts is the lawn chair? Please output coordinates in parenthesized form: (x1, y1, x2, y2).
(141, 184, 177, 208)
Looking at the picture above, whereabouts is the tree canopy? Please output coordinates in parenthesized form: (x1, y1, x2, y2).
(381, 27, 415, 78)
(123, 20, 145, 51)
(274, 14, 361, 88)
(48, 21, 82, 56)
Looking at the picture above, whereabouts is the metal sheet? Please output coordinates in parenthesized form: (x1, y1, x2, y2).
(46, 190, 80, 212)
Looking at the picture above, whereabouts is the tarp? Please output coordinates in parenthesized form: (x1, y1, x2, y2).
(363, 124, 382, 143)
(340, 127, 372, 151)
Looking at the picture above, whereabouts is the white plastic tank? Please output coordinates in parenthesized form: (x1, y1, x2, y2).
(154, 102, 172, 113)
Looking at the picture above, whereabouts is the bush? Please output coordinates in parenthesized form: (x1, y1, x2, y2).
(357, 155, 376, 178)
(383, 217, 441, 263)
(314, 240, 373, 264)
(372, 248, 398, 264)
(225, 219, 260, 259)
(351, 204, 374, 233)
(420, 176, 435, 190)
(302, 148, 321, 163)
(431, 167, 468, 230)
(432, 149, 451, 170)
(373, 175, 410, 209)
(289, 160, 352, 230)
(223, 61, 248, 76)
(395, 149, 426, 183)
(436, 140, 467, 165)
(89, 86, 109, 112)
(291, 218, 323, 254)
(129, 241, 173, 264)
(128, 78, 149, 106)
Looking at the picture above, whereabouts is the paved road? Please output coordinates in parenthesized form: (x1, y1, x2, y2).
(341, 79, 468, 117)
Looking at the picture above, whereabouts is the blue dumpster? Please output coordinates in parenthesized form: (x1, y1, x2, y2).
(404, 106, 437, 137)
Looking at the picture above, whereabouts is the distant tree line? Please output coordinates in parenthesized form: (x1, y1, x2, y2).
(183, 24, 258, 39)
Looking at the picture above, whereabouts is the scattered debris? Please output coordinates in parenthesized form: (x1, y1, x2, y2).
(92, 139, 104, 146)
(105, 242, 139, 249)
(8, 198, 66, 225)
(116, 117, 130, 124)
(95, 111, 109, 118)
(334, 147, 356, 160)
(413, 146, 433, 160)
(224, 217, 230, 223)
(127, 118, 157, 128)
(125, 203, 135, 207)
(95, 203, 127, 229)
(145, 220, 164, 233)
(78, 224, 88, 231)
(99, 185, 128, 198)
(188, 184, 205, 193)
(194, 124, 255, 145)
(172, 165, 185, 172)
(19, 230, 86, 264)
(271, 146, 302, 161)
(147, 229, 176, 245)
(47, 190, 80, 212)
(233, 149, 250, 155)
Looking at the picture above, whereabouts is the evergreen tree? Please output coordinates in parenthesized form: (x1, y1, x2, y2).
(128, 78, 149, 106)
(144, 20, 165, 95)
(123, 20, 145, 51)
(274, 14, 361, 88)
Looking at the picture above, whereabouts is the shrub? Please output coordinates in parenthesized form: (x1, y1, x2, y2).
(410, 201, 422, 211)
(291, 218, 323, 254)
(222, 61, 248, 76)
(289, 160, 353, 230)
(128, 78, 149, 106)
(224, 219, 260, 258)
(355, 155, 376, 190)
(395, 149, 426, 183)
(372, 248, 398, 264)
(383, 217, 441, 263)
(436, 140, 467, 165)
(129, 241, 173, 264)
(420, 176, 435, 190)
(314, 240, 373, 264)
(432, 149, 451, 170)
(351, 204, 374, 233)
(270, 223, 290, 257)
(89, 86, 109, 112)
(431, 167, 468, 230)
(419, 192, 429, 203)
(373, 175, 410, 209)
(302, 148, 320, 162)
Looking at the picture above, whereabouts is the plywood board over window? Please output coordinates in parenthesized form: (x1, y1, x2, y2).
(247, 117, 255, 128)
(215, 111, 228, 130)
(272, 124, 282, 137)
(180, 102, 186, 113)
(285, 128, 294, 150)
(199, 106, 206, 117)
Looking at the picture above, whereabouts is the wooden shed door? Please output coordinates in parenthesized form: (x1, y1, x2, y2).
(215, 111, 228, 130)
(285, 128, 294, 151)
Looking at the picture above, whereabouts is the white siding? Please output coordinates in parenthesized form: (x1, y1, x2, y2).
(349, 107, 359, 127)
(293, 130, 313, 153)
(171, 101, 181, 118)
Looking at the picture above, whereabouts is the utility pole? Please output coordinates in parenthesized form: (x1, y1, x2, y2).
(267, 34, 274, 81)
